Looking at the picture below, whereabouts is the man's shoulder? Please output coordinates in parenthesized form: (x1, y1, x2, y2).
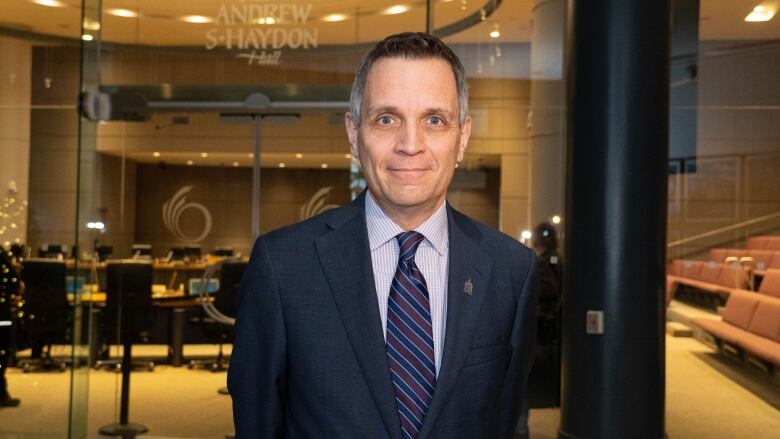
(451, 208, 534, 264)
(259, 202, 362, 250)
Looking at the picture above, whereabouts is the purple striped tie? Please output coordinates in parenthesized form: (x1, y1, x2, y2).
(386, 231, 436, 439)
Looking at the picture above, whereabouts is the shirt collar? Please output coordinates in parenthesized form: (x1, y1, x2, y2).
(365, 190, 449, 256)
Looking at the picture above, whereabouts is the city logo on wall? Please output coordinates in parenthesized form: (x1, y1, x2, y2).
(162, 186, 213, 243)
(205, 0, 318, 66)
(300, 187, 339, 220)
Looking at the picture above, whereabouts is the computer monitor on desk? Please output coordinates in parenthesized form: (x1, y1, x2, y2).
(213, 247, 234, 257)
(38, 244, 67, 259)
(130, 244, 152, 260)
(96, 245, 113, 262)
(164, 247, 187, 263)
(184, 246, 201, 262)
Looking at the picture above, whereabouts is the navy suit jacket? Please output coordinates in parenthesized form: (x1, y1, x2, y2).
(228, 192, 538, 438)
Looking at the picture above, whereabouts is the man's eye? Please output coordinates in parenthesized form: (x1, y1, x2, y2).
(428, 116, 443, 125)
(379, 116, 393, 125)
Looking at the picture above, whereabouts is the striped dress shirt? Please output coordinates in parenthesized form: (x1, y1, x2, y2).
(365, 191, 449, 375)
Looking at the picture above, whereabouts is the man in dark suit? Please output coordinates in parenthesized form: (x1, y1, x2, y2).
(228, 32, 539, 439)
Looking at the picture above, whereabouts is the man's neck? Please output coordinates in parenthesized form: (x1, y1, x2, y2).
(367, 190, 445, 231)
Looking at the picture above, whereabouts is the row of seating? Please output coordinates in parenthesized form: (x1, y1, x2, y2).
(667, 260, 747, 293)
(708, 248, 780, 272)
(666, 260, 780, 309)
(745, 236, 780, 251)
(692, 290, 780, 370)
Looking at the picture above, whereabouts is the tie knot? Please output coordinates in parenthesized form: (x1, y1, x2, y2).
(396, 231, 425, 262)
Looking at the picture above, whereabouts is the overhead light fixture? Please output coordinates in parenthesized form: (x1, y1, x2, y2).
(181, 15, 213, 24)
(295, 153, 303, 159)
(247, 153, 254, 158)
(320, 163, 329, 169)
(200, 152, 208, 158)
(232, 161, 240, 167)
(186, 160, 194, 165)
(745, 4, 776, 22)
(256, 16, 276, 24)
(322, 13, 349, 22)
(31, 0, 66, 7)
(278, 163, 286, 168)
(490, 22, 500, 38)
(344, 153, 352, 159)
(152, 151, 161, 157)
(81, 34, 94, 41)
(552, 215, 561, 224)
(107, 8, 139, 18)
(86, 221, 105, 230)
(83, 18, 101, 31)
(383, 5, 410, 15)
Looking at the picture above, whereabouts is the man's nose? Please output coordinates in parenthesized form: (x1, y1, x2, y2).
(395, 122, 426, 156)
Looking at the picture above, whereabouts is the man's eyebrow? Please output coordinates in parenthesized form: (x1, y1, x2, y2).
(366, 105, 402, 116)
(423, 107, 455, 117)
(366, 105, 455, 118)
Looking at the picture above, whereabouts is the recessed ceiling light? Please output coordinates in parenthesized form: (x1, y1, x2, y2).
(320, 163, 329, 169)
(152, 151, 161, 157)
(107, 8, 138, 18)
(278, 163, 286, 168)
(295, 153, 303, 159)
(81, 34, 94, 41)
(232, 161, 239, 167)
(181, 15, 213, 24)
(200, 152, 208, 158)
(31, 0, 66, 7)
(323, 13, 349, 22)
(83, 18, 101, 31)
(186, 160, 194, 166)
(489, 30, 500, 38)
(383, 5, 410, 15)
(344, 153, 352, 159)
(248, 153, 254, 158)
(745, 4, 776, 22)
(552, 215, 561, 224)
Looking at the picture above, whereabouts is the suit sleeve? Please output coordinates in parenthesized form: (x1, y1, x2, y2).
(228, 237, 287, 438)
(498, 251, 539, 438)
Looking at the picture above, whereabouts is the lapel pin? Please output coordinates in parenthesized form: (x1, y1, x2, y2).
(463, 277, 473, 295)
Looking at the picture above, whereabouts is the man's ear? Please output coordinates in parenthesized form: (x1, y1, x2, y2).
(345, 112, 359, 158)
(456, 116, 472, 163)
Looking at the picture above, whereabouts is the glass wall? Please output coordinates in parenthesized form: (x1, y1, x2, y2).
(0, 0, 90, 437)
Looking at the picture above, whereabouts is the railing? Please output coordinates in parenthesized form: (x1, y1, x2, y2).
(667, 210, 780, 261)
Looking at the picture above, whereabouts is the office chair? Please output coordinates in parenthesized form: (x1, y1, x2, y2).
(18, 259, 69, 372)
(95, 260, 155, 372)
(189, 259, 246, 372)
(96, 260, 153, 437)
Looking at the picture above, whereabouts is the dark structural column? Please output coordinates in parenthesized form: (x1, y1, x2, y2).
(559, 1, 670, 439)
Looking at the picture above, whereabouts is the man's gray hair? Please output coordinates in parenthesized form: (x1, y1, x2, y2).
(349, 32, 469, 126)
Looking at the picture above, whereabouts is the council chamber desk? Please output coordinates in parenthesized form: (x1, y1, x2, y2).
(64, 260, 237, 367)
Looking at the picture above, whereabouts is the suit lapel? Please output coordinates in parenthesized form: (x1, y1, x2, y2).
(418, 207, 494, 439)
(315, 196, 402, 439)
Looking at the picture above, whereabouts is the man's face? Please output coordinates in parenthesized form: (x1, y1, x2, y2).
(346, 57, 471, 215)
